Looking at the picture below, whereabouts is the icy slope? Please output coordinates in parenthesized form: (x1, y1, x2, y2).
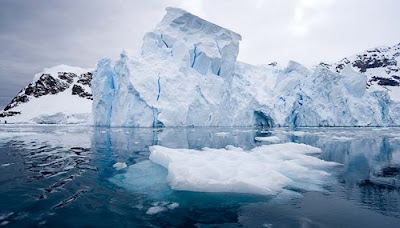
(0, 65, 93, 124)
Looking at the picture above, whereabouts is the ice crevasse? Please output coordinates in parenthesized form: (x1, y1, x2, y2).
(92, 7, 400, 127)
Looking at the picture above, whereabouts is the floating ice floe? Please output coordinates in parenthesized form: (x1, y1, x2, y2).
(109, 160, 170, 197)
(167, 202, 179, 210)
(149, 143, 340, 195)
(146, 206, 166, 215)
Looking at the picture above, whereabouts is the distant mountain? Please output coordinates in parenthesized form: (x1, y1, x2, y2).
(321, 43, 400, 101)
(0, 65, 93, 124)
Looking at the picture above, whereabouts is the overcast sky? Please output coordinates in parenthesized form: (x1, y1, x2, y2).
(0, 0, 399, 107)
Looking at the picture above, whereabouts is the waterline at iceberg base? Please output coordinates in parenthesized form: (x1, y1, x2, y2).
(1, 125, 400, 227)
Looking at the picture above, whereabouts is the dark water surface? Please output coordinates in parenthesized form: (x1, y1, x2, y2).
(0, 125, 400, 227)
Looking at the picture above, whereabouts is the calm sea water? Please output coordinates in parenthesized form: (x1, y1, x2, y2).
(0, 125, 400, 227)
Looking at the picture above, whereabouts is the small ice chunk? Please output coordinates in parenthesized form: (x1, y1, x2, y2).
(113, 162, 127, 170)
(167, 202, 179, 210)
(292, 131, 306, 136)
(109, 160, 170, 198)
(255, 136, 281, 143)
(146, 206, 167, 215)
(260, 130, 270, 134)
(225, 145, 243, 151)
(330, 136, 353, 141)
(215, 132, 230, 136)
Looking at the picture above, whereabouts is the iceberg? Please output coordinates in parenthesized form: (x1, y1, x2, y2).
(92, 7, 252, 127)
(148, 143, 339, 195)
(92, 7, 400, 127)
(254, 136, 281, 143)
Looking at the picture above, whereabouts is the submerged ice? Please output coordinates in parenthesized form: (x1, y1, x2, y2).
(147, 143, 339, 195)
(92, 7, 400, 127)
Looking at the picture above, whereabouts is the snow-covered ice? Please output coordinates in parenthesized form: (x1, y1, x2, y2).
(148, 143, 339, 195)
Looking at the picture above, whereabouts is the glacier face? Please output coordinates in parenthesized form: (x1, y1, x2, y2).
(236, 62, 400, 127)
(92, 7, 400, 127)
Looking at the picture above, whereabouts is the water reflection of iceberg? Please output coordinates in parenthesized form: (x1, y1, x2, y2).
(293, 128, 400, 217)
(1, 126, 400, 227)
